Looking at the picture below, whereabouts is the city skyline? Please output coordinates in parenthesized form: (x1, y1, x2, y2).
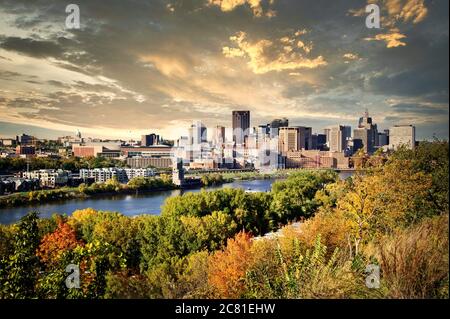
(0, 0, 449, 140)
(0, 109, 424, 145)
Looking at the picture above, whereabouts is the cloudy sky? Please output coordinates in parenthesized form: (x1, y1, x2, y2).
(0, 0, 448, 140)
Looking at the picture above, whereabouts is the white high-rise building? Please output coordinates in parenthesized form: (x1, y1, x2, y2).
(329, 125, 347, 152)
(389, 125, 416, 150)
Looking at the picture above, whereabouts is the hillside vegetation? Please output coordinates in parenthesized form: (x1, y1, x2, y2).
(0, 141, 448, 299)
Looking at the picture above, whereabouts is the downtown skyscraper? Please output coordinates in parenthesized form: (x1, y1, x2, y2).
(232, 111, 250, 145)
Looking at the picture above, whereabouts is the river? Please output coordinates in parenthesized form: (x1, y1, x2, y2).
(0, 179, 274, 224)
(0, 171, 354, 224)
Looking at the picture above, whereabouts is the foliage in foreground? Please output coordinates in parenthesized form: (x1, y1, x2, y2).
(0, 141, 448, 299)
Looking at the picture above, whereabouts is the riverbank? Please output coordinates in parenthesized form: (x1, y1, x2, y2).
(0, 169, 355, 209)
(0, 173, 233, 209)
(0, 170, 354, 224)
(0, 179, 278, 224)
(0, 185, 179, 209)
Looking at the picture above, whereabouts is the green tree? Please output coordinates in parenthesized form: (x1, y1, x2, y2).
(0, 211, 40, 298)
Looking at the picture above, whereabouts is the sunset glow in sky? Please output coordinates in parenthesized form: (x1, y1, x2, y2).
(0, 0, 448, 140)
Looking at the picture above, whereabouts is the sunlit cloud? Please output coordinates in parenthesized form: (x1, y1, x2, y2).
(208, 0, 276, 17)
(0, 0, 447, 140)
(350, 0, 428, 26)
(364, 29, 407, 48)
(350, 0, 428, 48)
(384, 0, 428, 25)
(342, 53, 360, 63)
(223, 31, 327, 74)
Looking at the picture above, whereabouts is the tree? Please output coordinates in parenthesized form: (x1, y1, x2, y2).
(208, 232, 253, 298)
(0, 211, 40, 298)
(0, 224, 15, 261)
(390, 141, 449, 214)
(36, 220, 83, 265)
(336, 160, 433, 257)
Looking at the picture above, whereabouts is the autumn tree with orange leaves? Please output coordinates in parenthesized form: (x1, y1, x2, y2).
(36, 219, 83, 265)
(208, 231, 254, 298)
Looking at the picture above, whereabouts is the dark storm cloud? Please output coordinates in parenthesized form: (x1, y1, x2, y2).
(6, 97, 46, 109)
(423, 92, 449, 104)
(0, 69, 38, 80)
(0, 36, 63, 58)
(47, 80, 69, 88)
(0, 69, 21, 78)
(390, 103, 449, 116)
(365, 35, 449, 97)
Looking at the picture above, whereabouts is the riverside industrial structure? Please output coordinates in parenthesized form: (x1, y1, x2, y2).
(0, 110, 416, 194)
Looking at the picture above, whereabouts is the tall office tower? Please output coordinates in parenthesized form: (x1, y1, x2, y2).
(378, 132, 388, 147)
(301, 127, 313, 150)
(316, 133, 327, 150)
(253, 125, 269, 149)
(246, 127, 258, 150)
(329, 125, 346, 152)
(353, 127, 371, 154)
(323, 128, 331, 147)
(311, 134, 318, 150)
(17, 133, 36, 146)
(257, 124, 270, 136)
(389, 125, 415, 150)
(141, 133, 159, 146)
(357, 110, 378, 151)
(279, 127, 299, 154)
(232, 111, 250, 145)
(384, 129, 390, 145)
(188, 121, 207, 145)
(269, 118, 289, 138)
(214, 126, 226, 146)
(278, 126, 312, 154)
(342, 126, 352, 148)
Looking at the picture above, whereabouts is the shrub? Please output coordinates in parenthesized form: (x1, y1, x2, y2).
(208, 232, 253, 298)
(370, 214, 449, 298)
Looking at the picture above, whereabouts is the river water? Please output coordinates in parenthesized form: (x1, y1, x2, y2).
(0, 172, 354, 224)
(0, 179, 274, 224)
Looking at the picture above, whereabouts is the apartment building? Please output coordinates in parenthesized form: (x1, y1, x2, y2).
(22, 169, 72, 188)
(79, 168, 155, 183)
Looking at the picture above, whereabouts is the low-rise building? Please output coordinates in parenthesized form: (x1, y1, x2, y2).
(1, 178, 41, 194)
(79, 168, 155, 183)
(72, 142, 121, 158)
(0, 138, 16, 147)
(120, 145, 173, 157)
(189, 159, 217, 170)
(286, 150, 349, 169)
(13, 178, 41, 192)
(126, 157, 173, 169)
(16, 145, 35, 156)
(0, 180, 16, 195)
(22, 169, 72, 188)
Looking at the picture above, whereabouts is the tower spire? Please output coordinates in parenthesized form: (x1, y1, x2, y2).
(364, 108, 369, 118)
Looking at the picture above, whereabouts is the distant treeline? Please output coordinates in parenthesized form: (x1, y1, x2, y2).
(0, 156, 126, 174)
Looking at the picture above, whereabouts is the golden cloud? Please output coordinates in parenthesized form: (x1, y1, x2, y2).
(223, 31, 327, 74)
(208, 0, 276, 17)
(343, 53, 359, 60)
(385, 0, 428, 24)
(350, 0, 428, 25)
(139, 55, 189, 77)
(365, 29, 407, 48)
(351, 0, 428, 48)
